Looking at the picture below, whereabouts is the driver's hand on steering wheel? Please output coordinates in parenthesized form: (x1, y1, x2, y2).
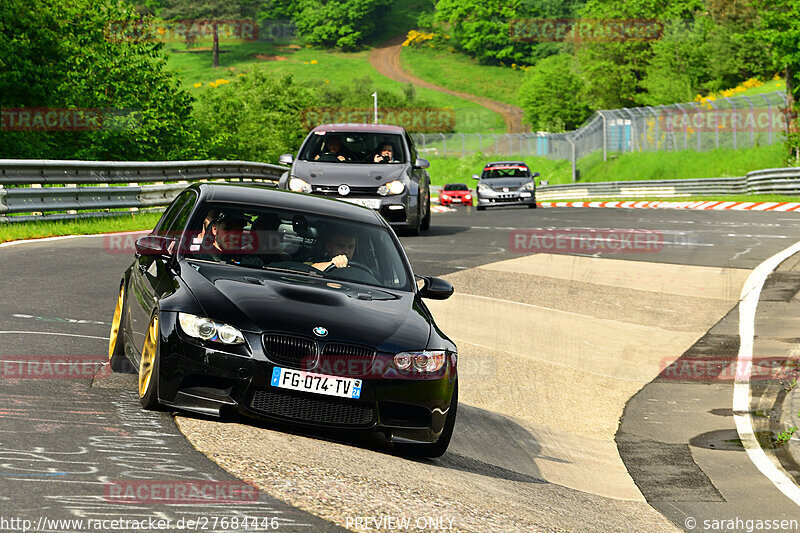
(329, 254, 348, 268)
(311, 254, 348, 271)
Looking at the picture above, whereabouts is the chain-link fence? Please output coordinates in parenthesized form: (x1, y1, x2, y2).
(411, 91, 789, 181)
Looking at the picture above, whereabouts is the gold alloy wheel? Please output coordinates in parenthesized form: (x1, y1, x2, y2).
(109, 286, 124, 359)
(138, 316, 158, 398)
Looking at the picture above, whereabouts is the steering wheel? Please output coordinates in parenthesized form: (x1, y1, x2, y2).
(317, 151, 344, 162)
(324, 260, 375, 277)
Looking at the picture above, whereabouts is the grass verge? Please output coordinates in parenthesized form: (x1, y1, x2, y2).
(0, 212, 162, 244)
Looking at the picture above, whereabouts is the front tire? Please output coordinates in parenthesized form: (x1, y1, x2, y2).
(109, 284, 135, 374)
(406, 195, 423, 236)
(393, 383, 458, 458)
(420, 195, 431, 231)
(138, 314, 162, 410)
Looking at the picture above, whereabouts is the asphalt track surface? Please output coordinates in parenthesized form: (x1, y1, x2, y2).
(2, 205, 800, 531)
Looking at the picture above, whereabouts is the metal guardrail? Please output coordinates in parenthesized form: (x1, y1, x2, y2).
(2, 160, 799, 221)
(0, 159, 288, 222)
(536, 167, 800, 201)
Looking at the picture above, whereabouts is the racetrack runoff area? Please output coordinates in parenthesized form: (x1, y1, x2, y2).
(178, 251, 751, 531)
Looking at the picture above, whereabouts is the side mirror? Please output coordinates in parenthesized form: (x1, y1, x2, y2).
(417, 276, 454, 300)
(414, 157, 430, 169)
(135, 235, 174, 256)
(532, 172, 540, 178)
(471, 174, 480, 180)
(278, 154, 294, 166)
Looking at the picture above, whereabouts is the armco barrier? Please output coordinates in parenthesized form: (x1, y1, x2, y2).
(2, 160, 799, 221)
(536, 168, 800, 201)
(0, 159, 287, 222)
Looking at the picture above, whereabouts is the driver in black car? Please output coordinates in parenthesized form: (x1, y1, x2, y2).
(308, 225, 357, 271)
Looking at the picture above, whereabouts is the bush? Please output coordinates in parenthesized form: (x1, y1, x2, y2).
(0, 0, 201, 160)
(193, 71, 317, 162)
(518, 54, 592, 131)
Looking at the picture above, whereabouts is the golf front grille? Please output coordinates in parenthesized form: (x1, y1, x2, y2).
(250, 389, 376, 426)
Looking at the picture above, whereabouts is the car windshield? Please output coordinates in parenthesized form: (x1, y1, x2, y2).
(444, 184, 468, 191)
(482, 165, 531, 179)
(180, 203, 413, 291)
(298, 132, 406, 164)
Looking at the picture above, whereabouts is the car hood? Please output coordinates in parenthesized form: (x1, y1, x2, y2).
(481, 177, 532, 189)
(442, 190, 470, 196)
(292, 160, 408, 187)
(181, 262, 432, 353)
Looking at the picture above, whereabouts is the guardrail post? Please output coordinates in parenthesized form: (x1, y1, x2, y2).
(459, 133, 465, 158)
(440, 133, 446, 156)
(476, 133, 482, 152)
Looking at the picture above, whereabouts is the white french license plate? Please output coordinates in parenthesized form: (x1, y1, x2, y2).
(520, 192, 532, 198)
(270, 367, 362, 399)
(339, 197, 381, 209)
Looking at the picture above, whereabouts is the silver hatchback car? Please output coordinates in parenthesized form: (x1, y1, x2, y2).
(473, 161, 540, 210)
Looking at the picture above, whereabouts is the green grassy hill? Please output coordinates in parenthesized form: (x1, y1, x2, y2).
(165, 39, 504, 133)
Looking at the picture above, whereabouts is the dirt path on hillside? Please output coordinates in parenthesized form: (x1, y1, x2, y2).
(369, 35, 526, 133)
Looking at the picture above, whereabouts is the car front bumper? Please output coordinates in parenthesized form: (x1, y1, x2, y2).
(154, 313, 456, 444)
(477, 190, 536, 207)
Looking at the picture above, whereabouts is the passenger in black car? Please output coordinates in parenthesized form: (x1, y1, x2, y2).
(197, 212, 251, 263)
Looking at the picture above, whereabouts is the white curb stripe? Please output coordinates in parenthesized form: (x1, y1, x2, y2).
(733, 239, 800, 507)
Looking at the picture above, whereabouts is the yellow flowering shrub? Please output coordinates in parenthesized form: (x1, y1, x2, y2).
(402, 30, 436, 47)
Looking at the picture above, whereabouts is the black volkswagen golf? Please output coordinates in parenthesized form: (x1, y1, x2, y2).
(108, 183, 458, 457)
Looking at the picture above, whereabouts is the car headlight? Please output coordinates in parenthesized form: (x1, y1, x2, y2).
(377, 180, 405, 196)
(289, 177, 312, 193)
(521, 181, 535, 191)
(393, 350, 447, 372)
(178, 313, 245, 345)
(440, 194, 449, 199)
(477, 183, 491, 193)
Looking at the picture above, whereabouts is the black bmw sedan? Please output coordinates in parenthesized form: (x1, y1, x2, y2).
(108, 183, 458, 457)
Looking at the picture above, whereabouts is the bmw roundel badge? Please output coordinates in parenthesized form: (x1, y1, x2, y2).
(313, 326, 328, 337)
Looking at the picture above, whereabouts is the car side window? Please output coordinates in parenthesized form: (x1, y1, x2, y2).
(153, 190, 196, 237)
(404, 133, 418, 163)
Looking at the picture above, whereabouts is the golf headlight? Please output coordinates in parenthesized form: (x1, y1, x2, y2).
(289, 177, 312, 193)
(393, 350, 447, 372)
(521, 181, 535, 191)
(477, 183, 491, 193)
(440, 194, 449, 199)
(178, 313, 245, 345)
(377, 180, 405, 196)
